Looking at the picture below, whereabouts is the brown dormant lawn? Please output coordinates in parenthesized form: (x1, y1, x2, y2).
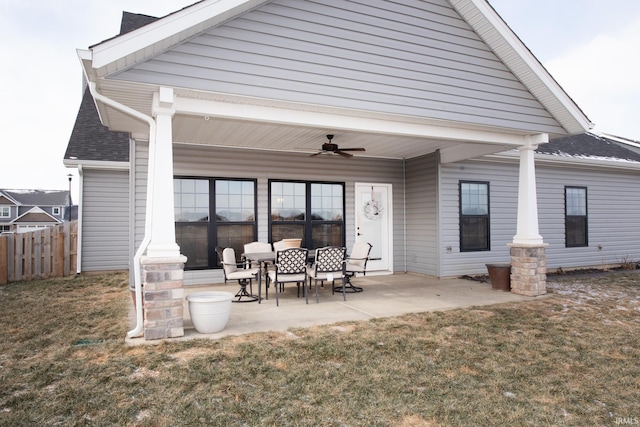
(1, 271, 638, 426)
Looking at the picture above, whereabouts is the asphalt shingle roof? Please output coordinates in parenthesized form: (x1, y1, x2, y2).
(1, 190, 69, 206)
(65, 12, 161, 163)
(119, 12, 159, 35)
(536, 133, 640, 163)
(64, 88, 130, 162)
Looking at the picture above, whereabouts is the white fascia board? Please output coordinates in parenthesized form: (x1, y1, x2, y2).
(77, 48, 91, 62)
(90, 0, 269, 71)
(174, 96, 530, 146)
(535, 153, 640, 171)
(63, 159, 130, 171)
(599, 132, 640, 148)
(77, 49, 97, 83)
(77, 48, 111, 127)
(484, 151, 640, 171)
(450, 0, 593, 134)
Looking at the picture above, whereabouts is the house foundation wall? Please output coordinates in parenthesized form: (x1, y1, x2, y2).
(509, 244, 547, 296)
(141, 256, 187, 340)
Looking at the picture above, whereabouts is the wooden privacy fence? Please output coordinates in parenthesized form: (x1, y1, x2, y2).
(0, 221, 78, 285)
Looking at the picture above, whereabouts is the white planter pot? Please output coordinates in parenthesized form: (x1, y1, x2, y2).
(186, 291, 234, 333)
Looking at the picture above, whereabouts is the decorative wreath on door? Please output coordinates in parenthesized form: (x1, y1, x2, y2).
(363, 199, 384, 220)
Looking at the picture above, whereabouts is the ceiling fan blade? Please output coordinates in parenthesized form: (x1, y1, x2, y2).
(309, 135, 363, 158)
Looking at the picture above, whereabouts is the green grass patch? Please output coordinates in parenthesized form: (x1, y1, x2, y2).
(1, 272, 639, 425)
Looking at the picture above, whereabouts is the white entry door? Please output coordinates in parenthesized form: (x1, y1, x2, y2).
(354, 183, 393, 273)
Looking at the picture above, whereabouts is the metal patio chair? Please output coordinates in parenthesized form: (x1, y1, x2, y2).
(342, 242, 372, 293)
(273, 238, 302, 251)
(215, 246, 260, 303)
(267, 247, 309, 306)
(307, 246, 347, 303)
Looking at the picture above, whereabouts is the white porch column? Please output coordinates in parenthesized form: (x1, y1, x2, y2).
(141, 87, 185, 340)
(147, 87, 180, 258)
(512, 138, 544, 245)
(509, 134, 548, 297)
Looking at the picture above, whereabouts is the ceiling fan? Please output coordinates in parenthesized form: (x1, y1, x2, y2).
(310, 135, 366, 158)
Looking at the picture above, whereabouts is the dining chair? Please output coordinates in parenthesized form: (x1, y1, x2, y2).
(273, 238, 302, 251)
(282, 238, 302, 247)
(216, 246, 260, 303)
(243, 241, 273, 268)
(272, 240, 287, 251)
(267, 248, 309, 306)
(343, 242, 372, 293)
(307, 246, 347, 303)
(243, 241, 274, 293)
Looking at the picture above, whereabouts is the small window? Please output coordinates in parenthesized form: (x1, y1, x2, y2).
(459, 181, 490, 251)
(53, 207, 61, 215)
(0, 206, 9, 217)
(565, 187, 587, 247)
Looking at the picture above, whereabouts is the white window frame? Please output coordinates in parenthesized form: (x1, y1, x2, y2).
(0, 206, 10, 218)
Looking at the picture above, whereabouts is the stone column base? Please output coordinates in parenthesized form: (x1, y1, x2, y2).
(508, 244, 548, 296)
(141, 255, 187, 340)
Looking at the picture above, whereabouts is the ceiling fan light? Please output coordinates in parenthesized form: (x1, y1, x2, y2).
(310, 134, 364, 158)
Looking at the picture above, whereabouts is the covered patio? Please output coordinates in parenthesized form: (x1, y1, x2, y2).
(126, 273, 533, 344)
(70, 0, 592, 341)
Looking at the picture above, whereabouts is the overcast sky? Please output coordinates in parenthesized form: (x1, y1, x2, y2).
(1, 1, 639, 202)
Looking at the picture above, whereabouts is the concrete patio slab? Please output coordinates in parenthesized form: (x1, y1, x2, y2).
(127, 272, 537, 344)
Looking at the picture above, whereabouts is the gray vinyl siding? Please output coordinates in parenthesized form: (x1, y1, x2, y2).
(405, 153, 439, 275)
(537, 163, 640, 270)
(439, 158, 640, 277)
(114, 0, 563, 135)
(134, 142, 405, 285)
(439, 160, 517, 277)
(81, 169, 130, 271)
(132, 139, 640, 282)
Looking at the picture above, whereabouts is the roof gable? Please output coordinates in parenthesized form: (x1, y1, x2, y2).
(85, 0, 269, 74)
(113, 0, 564, 135)
(13, 207, 60, 224)
(0, 194, 17, 205)
(80, 0, 591, 138)
(449, 0, 591, 134)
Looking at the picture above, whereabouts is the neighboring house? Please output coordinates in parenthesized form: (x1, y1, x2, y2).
(0, 189, 73, 234)
(66, 1, 640, 339)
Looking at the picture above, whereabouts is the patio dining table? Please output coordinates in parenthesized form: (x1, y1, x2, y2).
(241, 251, 315, 303)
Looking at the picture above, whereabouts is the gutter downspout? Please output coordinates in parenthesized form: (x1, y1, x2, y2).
(435, 150, 442, 278)
(402, 158, 407, 273)
(87, 82, 156, 339)
(76, 164, 83, 274)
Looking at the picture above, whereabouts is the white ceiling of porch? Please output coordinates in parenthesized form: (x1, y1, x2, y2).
(98, 81, 531, 161)
(171, 114, 479, 160)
